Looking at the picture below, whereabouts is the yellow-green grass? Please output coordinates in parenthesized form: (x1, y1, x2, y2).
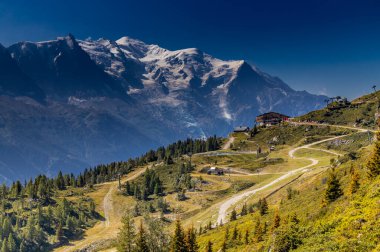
(54, 167, 145, 252)
(297, 91, 380, 129)
(54, 120, 378, 252)
(161, 171, 277, 222)
(314, 131, 374, 153)
(196, 144, 377, 251)
(185, 145, 337, 228)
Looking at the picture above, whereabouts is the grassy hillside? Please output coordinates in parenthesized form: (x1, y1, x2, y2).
(296, 91, 380, 129)
(4, 92, 380, 252)
(98, 119, 375, 251)
(196, 143, 380, 251)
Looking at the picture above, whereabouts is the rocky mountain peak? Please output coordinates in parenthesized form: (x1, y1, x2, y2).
(0, 34, 327, 182)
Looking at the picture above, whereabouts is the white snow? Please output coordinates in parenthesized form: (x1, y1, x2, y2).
(78, 35, 296, 125)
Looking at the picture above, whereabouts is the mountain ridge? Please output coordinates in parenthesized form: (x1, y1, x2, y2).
(0, 34, 327, 182)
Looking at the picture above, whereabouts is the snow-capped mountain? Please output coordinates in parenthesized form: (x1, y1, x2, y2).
(79, 36, 325, 124)
(0, 34, 326, 182)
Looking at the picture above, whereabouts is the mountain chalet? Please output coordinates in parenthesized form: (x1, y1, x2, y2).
(256, 112, 289, 126)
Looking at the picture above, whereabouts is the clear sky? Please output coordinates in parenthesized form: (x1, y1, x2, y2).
(0, 0, 379, 99)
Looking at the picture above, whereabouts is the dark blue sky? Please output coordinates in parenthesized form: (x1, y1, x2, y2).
(1, 0, 380, 99)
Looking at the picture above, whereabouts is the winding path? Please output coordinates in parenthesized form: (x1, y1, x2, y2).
(222, 136, 235, 150)
(216, 133, 348, 224)
(55, 167, 147, 252)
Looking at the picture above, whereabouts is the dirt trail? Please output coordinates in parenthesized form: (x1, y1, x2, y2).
(291, 121, 375, 133)
(103, 186, 114, 227)
(222, 136, 235, 150)
(216, 133, 347, 224)
(55, 167, 147, 252)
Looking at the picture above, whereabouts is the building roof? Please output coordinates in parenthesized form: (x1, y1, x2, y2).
(234, 126, 249, 132)
(256, 112, 289, 118)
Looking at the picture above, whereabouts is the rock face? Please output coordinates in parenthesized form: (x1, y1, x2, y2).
(0, 34, 326, 182)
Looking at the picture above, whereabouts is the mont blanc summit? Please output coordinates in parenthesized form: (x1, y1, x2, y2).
(0, 35, 326, 181)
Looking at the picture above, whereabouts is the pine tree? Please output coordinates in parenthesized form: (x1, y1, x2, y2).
(325, 171, 343, 203)
(56, 223, 64, 243)
(251, 125, 258, 136)
(367, 131, 380, 178)
(117, 214, 135, 252)
(273, 214, 301, 252)
(136, 222, 149, 252)
(171, 220, 187, 252)
(349, 167, 360, 195)
(35, 224, 48, 248)
(1, 239, 9, 252)
(7, 233, 15, 252)
(2, 218, 11, 239)
(66, 216, 76, 236)
(248, 204, 254, 213)
(185, 226, 199, 252)
(241, 203, 248, 216)
(56, 171, 66, 190)
(244, 229, 249, 244)
(205, 241, 213, 252)
(230, 208, 237, 221)
(259, 198, 268, 215)
(24, 215, 36, 242)
(272, 210, 281, 231)
(221, 239, 227, 252)
(224, 226, 229, 241)
(232, 225, 238, 240)
(254, 219, 263, 242)
(19, 242, 27, 252)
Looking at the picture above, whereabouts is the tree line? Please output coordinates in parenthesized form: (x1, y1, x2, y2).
(117, 217, 199, 252)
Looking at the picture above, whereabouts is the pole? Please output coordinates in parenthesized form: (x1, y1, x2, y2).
(118, 173, 121, 190)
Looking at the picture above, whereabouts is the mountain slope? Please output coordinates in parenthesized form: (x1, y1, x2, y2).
(0, 44, 44, 100)
(80, 37, 326, 126)
(0, 34, 327, 182)
(8, 35, 126, 100)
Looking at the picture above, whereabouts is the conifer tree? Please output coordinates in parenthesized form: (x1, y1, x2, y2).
(56, 171, 66, 190)
(19, 242, 27, 252)
(254, 219, 263, 242)
(230, 208, 237, 221)
(205, 241, 213, 252)
(325, 171, 343, 203)
(251, 125, 258, 137)
(367, 131, 380, 178)
(224, 226, 229, 241)
(117, 214, 135, 252)
(349, 167, 360, 195)
(7, 233, 16, 252)
(244, 229, 249, 244)
(232, 225, 238, 240)
(136, 222, 149, 252)
(185, 226, 199, 252)
(56, 223, 64, 243)
(273, 214, 301, 252)
(248, 204, 254, 213)
(1, 239, 9, 252)
(272, 209, 281, 231)
(2, 218, 11, 239)
(259, 198, 268, 215)
(171, 220, 187, 252)
(207, 221, 212, 231)
(221, 239, 227, 252)
(241, 203, 248, 216)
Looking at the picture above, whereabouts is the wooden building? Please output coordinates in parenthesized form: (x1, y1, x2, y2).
(256, 112, 289, 126)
